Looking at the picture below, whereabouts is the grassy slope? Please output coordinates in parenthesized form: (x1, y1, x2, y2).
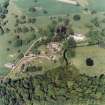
(0, 1, 23, 76)
(1, 1, 105, 105)
(1, 0, 105, 76)
(0, 0, 39, 76)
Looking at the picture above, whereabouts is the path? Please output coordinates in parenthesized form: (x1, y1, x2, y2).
(12, 55, 50, 72)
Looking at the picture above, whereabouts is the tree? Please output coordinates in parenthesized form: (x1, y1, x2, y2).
(30, 26, 35, 32)
(43, 10, 48, 14)
(34, 0, 38, 3)
(28, 18, 36, 23)
(64, 37, 76, 49)
(45, 22, 57, 39)
(6, 48, 10, 51)
(22, 26, 29, 33)
(91, 17, 100, 27)
(86, 29, 100, 44)
(8, 40, 12, 44)
(5, 28, 10, 33)
(21, 15, 26, 20)
(0, 26, 4, 34)
(15, 27, 22, 33)
(73, 14, 81, 21)
(14, 39, 23, 47)
(29, 7, 36, 12)
(67, 25, 74, 35)
(55, 24, 67, 41)
(68, 37, 76, 48)
(2, 0, 10, 8)
(86, 58, 94, 66)
(58, 16, 63, 22)
(64, 18, 70, 26)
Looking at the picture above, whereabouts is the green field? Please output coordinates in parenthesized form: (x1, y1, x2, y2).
(88, 0, 105, 12)
(15, 0, 81, 16)
(72, 45, 105, 76)
(15, 0, 105, 17)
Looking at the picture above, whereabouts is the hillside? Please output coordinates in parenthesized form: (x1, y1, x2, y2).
(1, 0, 105, 105)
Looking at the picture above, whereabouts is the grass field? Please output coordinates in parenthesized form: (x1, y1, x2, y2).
(15, 0, 105, 17)
(72, 45, 105, 76)
(15, 0, 81, 16)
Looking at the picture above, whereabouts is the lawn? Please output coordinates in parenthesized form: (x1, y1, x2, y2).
(72, 45, 105, 76)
